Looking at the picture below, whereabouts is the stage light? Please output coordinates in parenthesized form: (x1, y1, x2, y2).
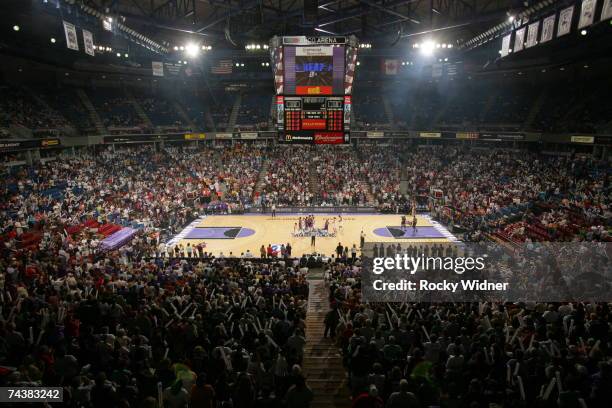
(508, 16, 515, 23)
(441, 44, 447, 48)
(240, 63, 244, 67)
(444, 58, 448, 62)
(580, 29, 587, 35)
(256, 44, 261, 49)
(183, 61, 187, 65)
(178, 60, 182, 64)
(201, 45, 206, 50)
(185, 43, 199, 57)
(448, 44, 453, 48)
(13, 25, 20, 31)
(116, 52, 121, 57)
(179, 46, 184, 50)
(107, 17, 113, 23)
(420, 40, 435, 56)
(263, 44, 268, 49)
(414, 43, 419, 48)
(124, 53, 128, 58)
(207, 46, 212, 50)
(235, 62, 240, 67)
(50, 37, 56, 43)
(583, 64, 589, 68)
(174, 46, 179, 50)
(356, 61, 360, 66)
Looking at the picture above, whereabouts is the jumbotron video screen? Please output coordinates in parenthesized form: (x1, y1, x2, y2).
(270, 36, 358, 144)
(294, 48, 334, 94)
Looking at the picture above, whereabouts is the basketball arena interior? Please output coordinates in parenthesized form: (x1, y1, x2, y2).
(0, 0, 611, 407)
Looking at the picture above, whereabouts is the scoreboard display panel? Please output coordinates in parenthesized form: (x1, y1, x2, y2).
(270, 36, 358, 144)
(276, 95, 351, 144)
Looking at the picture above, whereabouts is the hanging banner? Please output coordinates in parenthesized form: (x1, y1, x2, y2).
(541, 14, 556, 43)
(152, 61, 164, 77)
(82, 29, 94, 56)
(513, 27, 526, 53)
(557, 6, 574, 37)
(578, 0, 596, 28)
(526, 22, 539, 48)
(63, 21, 79, 51)
(500, 34, 511, 57)
(602, 0, 612, 21)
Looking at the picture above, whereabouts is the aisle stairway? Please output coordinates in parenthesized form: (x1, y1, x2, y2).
(125, 89, 154, 129)
(309, 161, 320, 198)
(173, 101, 197, 130)
(303, 273, 351, 408)
(76, 89, 106, 134)
(524, 89, 547, 129)
(253, 159, 270, 202)
(226, 94, 242, 132)
(382, 95, 395, 126)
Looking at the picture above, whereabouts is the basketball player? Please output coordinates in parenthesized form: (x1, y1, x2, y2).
(271, 203, 276, 219)
(412, 215, 418, 234)
(311, 230, 316, 249)
(401, 215, 407, 230)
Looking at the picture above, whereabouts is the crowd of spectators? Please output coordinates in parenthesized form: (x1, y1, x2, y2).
(138, 97, 187, 130)
(0, 143, 314, 407)
(0, 85, 70, 131)
(0, 139, 610, 408)
(324, 256, 612, 408)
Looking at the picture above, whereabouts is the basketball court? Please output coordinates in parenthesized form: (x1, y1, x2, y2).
(167, 213, 458, 257)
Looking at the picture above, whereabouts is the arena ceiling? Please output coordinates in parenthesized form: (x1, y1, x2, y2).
(84, 0, 524, 47)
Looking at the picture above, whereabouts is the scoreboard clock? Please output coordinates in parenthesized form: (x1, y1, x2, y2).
(270, 35, 358, 144)
(276, 95, 351, 144)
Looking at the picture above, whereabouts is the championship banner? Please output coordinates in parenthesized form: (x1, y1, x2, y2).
(571, 136, 594, 144)
(63, 21, 79, 51)
(578, 0, 596, 29)
(513, 27, 525, 53)
(526, 22, 539, 48)
(500, 34, 511, 57)
(152, 61, 164, 77)
(382, 59, 399, 75)
(420, 132, 441, 138)
(602, 0, 612, 21)
(82, 29, 94, 56)
(557, 6, 574, 37)
(541, 14, 556, 43)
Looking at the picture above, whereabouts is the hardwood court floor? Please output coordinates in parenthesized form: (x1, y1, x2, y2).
(176, 213, 451, 258)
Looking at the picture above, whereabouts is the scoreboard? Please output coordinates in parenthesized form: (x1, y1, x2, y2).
(276, 96, 351, 144)
(270, 36, 358, 144)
